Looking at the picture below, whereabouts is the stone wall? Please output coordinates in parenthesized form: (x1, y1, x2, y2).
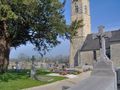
(80, 50, 100, 65)
(96, 50, 100, 59)
(80, 51, 93, 65)
(111, 43, 120, 67)
(69, 37, 85, 67)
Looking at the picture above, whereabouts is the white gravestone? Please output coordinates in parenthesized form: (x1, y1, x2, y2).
(31, 56, 36, 79)
(31, 63, 36, 79)
(16, 62, 21, 72)
(91, 26, 117, 90)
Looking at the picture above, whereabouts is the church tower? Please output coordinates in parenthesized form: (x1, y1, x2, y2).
(69, 0, 91, 67)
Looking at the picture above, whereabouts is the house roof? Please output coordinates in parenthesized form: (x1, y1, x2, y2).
(80, 29, 120, 51)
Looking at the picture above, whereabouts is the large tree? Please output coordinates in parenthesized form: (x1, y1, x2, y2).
(0, 0, 81, 73)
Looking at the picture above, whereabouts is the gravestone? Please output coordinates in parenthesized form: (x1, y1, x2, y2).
(91, 26, 117, 89)
(30, 56, 36, 79)
(92, 26, 113, 76)
(15, 62, 21, 72)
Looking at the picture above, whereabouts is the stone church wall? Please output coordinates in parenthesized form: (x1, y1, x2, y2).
(80, 51, 93, 65)
(96, 50, 101, 62)
(80, 44, 120, 68)
(80, 50, 100, 66)
(111, 43, 120, 67)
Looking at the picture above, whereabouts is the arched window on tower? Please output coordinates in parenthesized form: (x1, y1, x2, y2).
(84, 5, 88, 14)
(75, 3, 79, 13)
(72, 0, 78, 2)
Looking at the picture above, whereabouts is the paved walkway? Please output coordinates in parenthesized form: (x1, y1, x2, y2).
(24, 71, 91, 90)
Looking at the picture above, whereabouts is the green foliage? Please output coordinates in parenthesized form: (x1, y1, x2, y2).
(0, 2, 17, 20)
(66, 20, 83, 39)
(0, 0, 67, 55)
(0, 0, 82, 56)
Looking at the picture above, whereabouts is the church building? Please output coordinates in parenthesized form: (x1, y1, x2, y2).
(69, 0, 120, 68)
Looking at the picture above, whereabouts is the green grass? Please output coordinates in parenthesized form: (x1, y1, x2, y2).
(36, 69, 51, 75)
(0, 77, 65, 90)
(0, 70, 66, 90)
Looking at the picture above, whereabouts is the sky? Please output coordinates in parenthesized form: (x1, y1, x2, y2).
(10, 0, 120, 59)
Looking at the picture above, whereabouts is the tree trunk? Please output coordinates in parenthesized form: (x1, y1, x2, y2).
(0, 20, 10, 73)
(0, 38, 10, 73)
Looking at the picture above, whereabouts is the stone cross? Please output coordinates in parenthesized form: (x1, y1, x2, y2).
(93, 25, 112, 56)
(31, 55, 36, 79)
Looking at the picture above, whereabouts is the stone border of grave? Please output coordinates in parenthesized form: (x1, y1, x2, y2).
(47, 73, 78, 79)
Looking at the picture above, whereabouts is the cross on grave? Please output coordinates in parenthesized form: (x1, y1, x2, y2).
(31, 55, 36, 79)
(93, 25, 112, 57)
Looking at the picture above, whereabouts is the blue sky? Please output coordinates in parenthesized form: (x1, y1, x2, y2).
(10, 0, 120, 58)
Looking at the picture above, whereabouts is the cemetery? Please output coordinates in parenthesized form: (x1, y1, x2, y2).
(0, 0, 120, 90)
(0, 54, 90, 90)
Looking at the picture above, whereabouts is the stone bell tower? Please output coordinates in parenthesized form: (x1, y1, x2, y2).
(69, 0, 91, 67)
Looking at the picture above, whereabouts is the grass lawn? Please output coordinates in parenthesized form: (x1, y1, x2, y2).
(0, 70, 66, 90)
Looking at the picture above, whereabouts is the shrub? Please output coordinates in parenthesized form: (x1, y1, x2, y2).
(0, 73, 10, 82)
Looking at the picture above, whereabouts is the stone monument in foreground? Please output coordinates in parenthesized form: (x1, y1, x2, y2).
(66, 26, 117, 90)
